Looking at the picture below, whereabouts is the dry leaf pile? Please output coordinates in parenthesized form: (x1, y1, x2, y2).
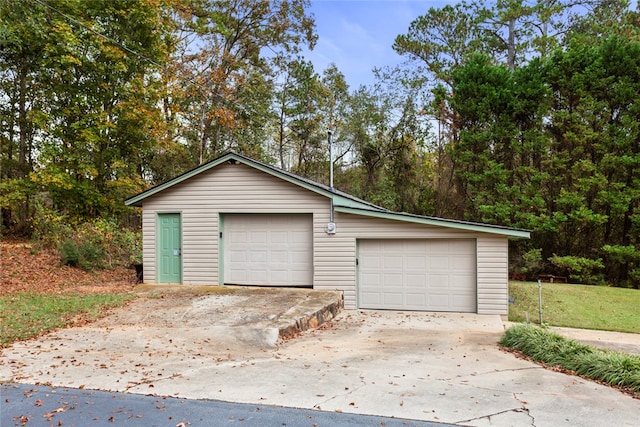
(2, 239, 135, 296)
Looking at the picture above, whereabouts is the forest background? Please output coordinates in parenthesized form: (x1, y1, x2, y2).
(1, 0, 639, 288)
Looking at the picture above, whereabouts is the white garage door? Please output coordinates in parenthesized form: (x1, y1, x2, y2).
(358, 239, 477, 312)
(224, 214, 313, 287)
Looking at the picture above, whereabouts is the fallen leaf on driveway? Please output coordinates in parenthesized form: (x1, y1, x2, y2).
(14, 415, 29, 426)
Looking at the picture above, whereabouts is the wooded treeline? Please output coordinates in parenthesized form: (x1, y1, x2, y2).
(1, 0, 638, 287)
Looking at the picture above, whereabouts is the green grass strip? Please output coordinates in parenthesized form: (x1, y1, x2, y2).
(500, 324, 640, 394)
(0, 292, 134, 347)
(508, 282, 640, 333)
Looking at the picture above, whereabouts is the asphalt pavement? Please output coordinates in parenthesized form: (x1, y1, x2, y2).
(1, 383, 452, 427)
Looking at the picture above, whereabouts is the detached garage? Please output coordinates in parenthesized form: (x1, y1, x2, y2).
(125, 152, 530, 315)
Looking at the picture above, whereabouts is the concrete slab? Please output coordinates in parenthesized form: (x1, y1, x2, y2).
(101, 285, 343, 347)
(1, 289, 639, 427)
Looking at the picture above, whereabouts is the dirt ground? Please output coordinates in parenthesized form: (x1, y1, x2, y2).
(1, 239, 137, 296)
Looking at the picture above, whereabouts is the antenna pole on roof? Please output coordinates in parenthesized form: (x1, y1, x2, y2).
(328, 130, 333, 190)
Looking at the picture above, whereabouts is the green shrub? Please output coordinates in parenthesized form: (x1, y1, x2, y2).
(30, 197, 75, 249)
(77, 240, 105, 270)
(521, 248, 543, 278)
(53, 219, 139, 271)
(549, 255, 605, 285)
(59, 239, 80, 267)
(500, 324, 640, 394)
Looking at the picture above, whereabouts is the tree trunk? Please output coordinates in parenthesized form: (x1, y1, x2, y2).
(507, 18, 516, 71)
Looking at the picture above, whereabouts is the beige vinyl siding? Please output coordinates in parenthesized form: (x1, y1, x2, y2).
(476, 237, 509, 315)
(316, 213, 510, 314)
(142, 208, 157, 283)
(314, 227, 356, 308)
(142, 163, 328, 285)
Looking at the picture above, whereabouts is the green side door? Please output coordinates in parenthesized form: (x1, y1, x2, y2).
(157, 213, 182, 283)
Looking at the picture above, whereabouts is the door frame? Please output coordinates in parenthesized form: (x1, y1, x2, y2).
(156, 212, 182, 284)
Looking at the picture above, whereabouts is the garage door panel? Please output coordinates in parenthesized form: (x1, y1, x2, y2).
(383, 274, 403, 286)
(361, 292, 381, 306)
(271, 250, 287, 263)
(358, 239, 476, 312)
(250, 231, 267, 243)
(270, 269, 288, 282)
(428, 294, 450, 311)
(453, 274, 475, 289)
(384, 256, 404, 269)
(384, 293, 404, 306)
(407, 256, 427, 269)
(361, 256, 381, 269)
(230, 231, 247, 243)
(406, 293, 426, 305)
(224, 214, 312, 287)
(291, 250, 310, 263)
(361, 273, 381, 285)
(454, 293, 476, 307)
(430, 256, 449, 269)
(430, 275, 450, 288)
(229, 250, 246, 262)
(292, 231, 309, 243)
(406, 274, 427, 287)
(250, 251, 267, 262)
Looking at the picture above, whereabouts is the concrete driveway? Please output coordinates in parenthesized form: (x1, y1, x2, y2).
(1, 288, 639, 427)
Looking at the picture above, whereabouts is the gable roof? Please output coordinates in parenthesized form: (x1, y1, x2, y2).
(125, 151, 530, 239)
(125, 151, 383, 211)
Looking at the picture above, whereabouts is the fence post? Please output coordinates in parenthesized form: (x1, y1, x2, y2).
(538, 279, 543, 325)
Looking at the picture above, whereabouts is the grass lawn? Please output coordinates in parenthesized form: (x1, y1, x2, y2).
(508, 281, 640, 334)
(0, 293, 135, 347)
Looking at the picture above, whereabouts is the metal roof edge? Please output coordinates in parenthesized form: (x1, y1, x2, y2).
(334, 206, 531, 239)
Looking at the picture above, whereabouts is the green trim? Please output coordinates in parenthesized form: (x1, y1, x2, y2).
(335, 206, 531, 239)
(475, 239, 479, 311)
(355, 239, 360, 309)
(218, 214, 224, 285)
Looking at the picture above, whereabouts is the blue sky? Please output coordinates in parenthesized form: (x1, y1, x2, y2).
(305, 0, 454, 89)
(304, 0, 639, 89)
